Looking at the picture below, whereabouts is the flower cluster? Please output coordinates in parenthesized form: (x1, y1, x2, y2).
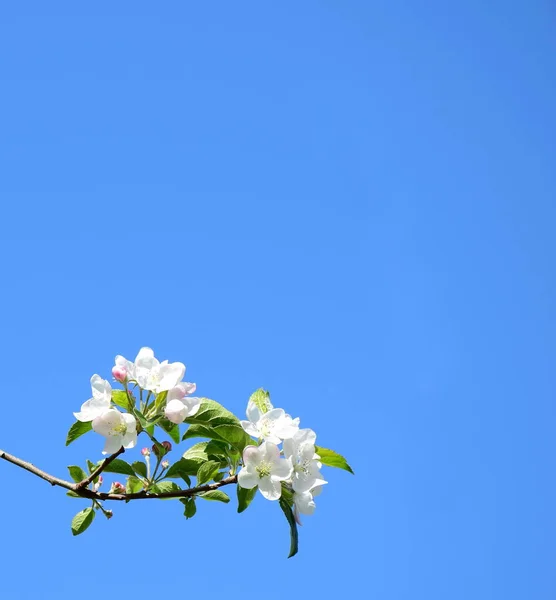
(73, 347, 200, 454)
(238, 397, 327, 523)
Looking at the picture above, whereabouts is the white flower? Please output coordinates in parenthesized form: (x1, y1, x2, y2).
(164, 383, 201, 424)
(293, 483, 326, 525)
(74, 375, 112, 422)
(237, 442, 293, 501)
(240, 401, 299, 444)
(283, 428, 327, 493)
(115, 347, 185, 393)
(92, 409, 137, 455)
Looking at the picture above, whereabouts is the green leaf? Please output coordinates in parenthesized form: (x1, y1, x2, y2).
(199, 490, 230, 503)
(152, 481, 182, 496)
(180, 498, 196, 519)
(112, 390, 132, 410)
(183, 421, 253, 452)
(237, 486, 257, 513)
(165, 458, 201, 479)
(279, 497, 299, 558)
(153, 390, 168, 412)
(65, 421, 92, 446)
(158, 418, 181, 444)
(196, 460, 220, 485)
(101, 459, 135, 477)
(71, 507, 95, 536)
(67, 465, 87, 483)
(126, 476, 144, 494)
(315, 446, 354, 474)
(132, 461, 147, 479)
(66, 491, 81, 498)
(182, 442, 226, 466)
(248, 388, 273, 414)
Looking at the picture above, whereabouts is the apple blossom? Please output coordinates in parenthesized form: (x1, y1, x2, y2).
(240, 402, 299, 444)
(283, 428, 327, 493)
(127, 347, 185, 393)
(73, 375, 112, 422)
(92, 409, 137, 455)
(237, 442, 293, 500)
(164, 383, 200, 424)
(111, 365, 127, 383)
(293, 483, 326, 525)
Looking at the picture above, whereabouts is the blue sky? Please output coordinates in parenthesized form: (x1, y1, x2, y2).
(0, 1, 555, 598)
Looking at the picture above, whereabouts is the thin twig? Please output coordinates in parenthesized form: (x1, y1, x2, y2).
(74, 447, 125, 490)
(0, 448, 238, 502)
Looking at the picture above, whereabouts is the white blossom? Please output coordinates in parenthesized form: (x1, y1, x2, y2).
(283, 428, 326, 493)
(115, 347, 185, 393)
(92, 409, 137, 455)
(237, 442, 293, 501)
(164, 382, 200, 424)
(240, 401, 299, 444)
(293, 483, 326, 525)
(74, 375, 112, 422)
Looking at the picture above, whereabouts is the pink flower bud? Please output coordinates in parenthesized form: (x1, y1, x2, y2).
(111, 481, 125, 493)
(141, 447, 151, 457)
(161, 460, 169, 469)
(112, 365, 127, 383)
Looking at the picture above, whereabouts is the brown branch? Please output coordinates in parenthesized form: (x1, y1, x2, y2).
(74, 447, 125, 490)
(0, 448, 238, 502)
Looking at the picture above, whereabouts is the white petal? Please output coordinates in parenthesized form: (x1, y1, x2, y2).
(272, 458, 293, 481)
(263, 408, 285, 423)
(183, 396, 201, 417)
(242, 445, 262, 466)
(237, 468, 259, 489)
(92, 409, 122, 436)
(157, 362, 185, 392)
(258, 476, 281, 501)
(241, 420, 260, 438)
(91, 374, 111, 401)
(283, 438, 295, 461)
(122, 413, 136, 431)
(246, 400, 262, 424)
(165, 399, 187, 424)
(301, 443, 316, 462)
(122, 430, 137, 449)
(135, 347, 157, 370)
(296, 428, 317, 447)
(261, 441, 281, 463)
(74, 397, 111, 422)
(294, 491, 316, 515)
(273, 414, 300, 439)
(102, 435, 123, 455)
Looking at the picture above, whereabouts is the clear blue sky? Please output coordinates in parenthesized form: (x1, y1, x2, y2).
(0, 2, 554, 598)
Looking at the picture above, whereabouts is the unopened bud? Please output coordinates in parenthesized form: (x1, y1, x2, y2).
(161, 460, 169, 469)
(141, 447, 151, 457)
(110, 481, 125, 493)
(112, 365, 127, 383)
(93, 475, 103, 492)
(152, 441, 172, 456)
(105, 510, 113, 520)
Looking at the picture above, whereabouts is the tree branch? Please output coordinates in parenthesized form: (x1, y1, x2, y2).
(0, 448, 238, 502)
(74, 446, 125, 490)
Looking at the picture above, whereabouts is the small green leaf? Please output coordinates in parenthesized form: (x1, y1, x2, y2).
(126, 476, 144, 494)
(71, 507, 95, 536)
(158, 418, 181, 444)
(199, 490, 230, 503)
(248, 388, 273, 414)
(112, 390, 132, 410)
(180, 498, 196, 519)
(315, 446, 354, 474)
(67, 465, 87, 483)
(102, 459, 135, 477)
(165, 458, 201, 478)
(66, 491, 81, 498)
(152, 481, 182, 495)
(196, 460, 220, 485)
(279, 497, 299, 558)
(153, 390, 168, 412)
(237, 486, 257, 513)
(65, 421, 92, 446)
(132, 461, 147, 479)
